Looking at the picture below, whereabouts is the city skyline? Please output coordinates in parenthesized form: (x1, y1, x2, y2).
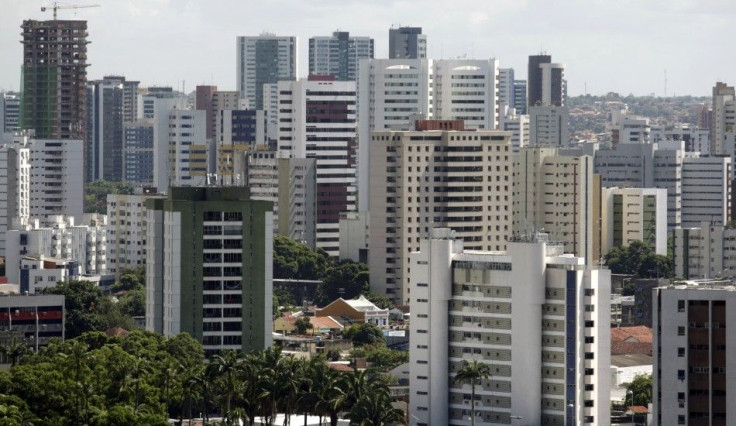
(1, 0, 735, 96)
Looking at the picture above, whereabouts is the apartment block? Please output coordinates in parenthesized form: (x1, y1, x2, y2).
(388, 26, 426, 59)
(601, 187, 667, 256)
(432, 59, 499, 129)
(236, 34, 297, 109)
(167, 109, 209, 186)
(369, 121, 512, 304)
(529, 105, 570, 146)
(673, 222, 736, 280)
(29, 138, 83, 225)
(309, 31, 374, 81)
(275, 78, 357, 257)
(681, 155, 731, 228)
(653, 283, 735, 426)
(409, 229, 610, 425)
(513, 147, 596, 263)
(500, 106, 529, 153)
(145, 187, 273, 356)
(123, 119, 155, 184)
(1, 92, 21, 134)
(106, 190, 165, 278)
(0, 138, 30, 256)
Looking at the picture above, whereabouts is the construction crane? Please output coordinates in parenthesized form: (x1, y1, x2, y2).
(41, 2, 100, 20)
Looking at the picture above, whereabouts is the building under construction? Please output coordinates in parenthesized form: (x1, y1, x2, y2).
(20, 19, 89, 142)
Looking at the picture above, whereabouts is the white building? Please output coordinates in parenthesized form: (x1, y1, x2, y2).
(432, 59, 499, 130)
(711, 82, 735, 155)
(497, 68, 515, 111)
(369, 122, 512, 304)
(610, 109, 650, 145)
(529, 105, 570, 146)
(167, 109, 209, 186)
(275, 79, 357, 257)
(681, 155, 731, 228)
(409, 228, 611, 426)
(513, 147, 596, 263)
(308, 31, 373, 81)
(106, 190, 165, 278)
(673, 222, 736, 280)
(5, 214, 107, 286)
(653, 282, 735, 425)
(19, 255, 79, 294)
(0, 92, 20, 134)
(601, 187, 668, 256)
(339, 211, 368, 263)
(0, 137, 30, 256)
(500, 106, 529, 153)
(236, 34, 297, 110)
(143, 90, 188, 192)
(29, 138, 83, 225)
(357, 58, 432, 211)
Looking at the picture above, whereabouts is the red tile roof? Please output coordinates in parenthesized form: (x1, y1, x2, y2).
(611, 326, 653, 344)
(627, 405, 649, 414)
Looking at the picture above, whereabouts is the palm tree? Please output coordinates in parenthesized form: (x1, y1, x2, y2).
(209, 350, 242, 425)
(59, 339, 94, 425)
(2, 338, 31, 367)
(349, 387, 406, 426)
(314, 368, 348, 426)
(121, 357, 153, 413)
(454, 360, 492, 426)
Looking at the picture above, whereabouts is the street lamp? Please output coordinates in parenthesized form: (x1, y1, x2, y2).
(627, 390, 634, 425)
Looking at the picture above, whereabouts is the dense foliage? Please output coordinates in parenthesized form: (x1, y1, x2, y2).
(84, 180, 134, 214)
(343, 323, 385, 347)
(41, 273, 145, 338)
(625, 374, 653, 406)
(604, 240, 673, 278)
(0, 332, 405, 426)
(273, 236, 371, 306)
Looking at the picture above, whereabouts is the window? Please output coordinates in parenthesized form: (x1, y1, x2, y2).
(677, 326, 685, 336)
(678, 300, 685, 312)
(678, 347, 685, 357)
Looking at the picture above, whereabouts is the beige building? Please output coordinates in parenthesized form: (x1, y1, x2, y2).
(369, 120, 512, 304)
(513, 147, 598, 264)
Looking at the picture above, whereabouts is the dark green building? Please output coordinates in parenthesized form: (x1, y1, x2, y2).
(145, 187, 273, 356)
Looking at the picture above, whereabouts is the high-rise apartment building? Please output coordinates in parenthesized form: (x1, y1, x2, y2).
(29, 138, 83, 225)
(513, 147, 596, 263)
(275, 78, 357, 256)
(388, 26, 427, 59)
(513, 80, 527, 114)
(309, 31, 374, 81)
(673, 221, 736, 280)
(432, 59, 500, 129)
(601, 187, 667, 256)
(357, 58, 431, 211)
(653, 282, 735, 426)
(0, 138, 30, 256)
(167, 109, 208, 186)
(409, 229, 610, 426)
(500, 106, 529, 153)
(681, 155, 731, 228)
(20, 20, 89, 142)
(106, 190, 165, 278)
(123, 119, 155, 184)
(529, 105, 570, 146)
(498, 68, 515, 111)
(236, 34, 297, 110)
(87, 77, 124, 182)
(369, 121, 512, 303)
(711, 82, 736, 155)
(1, 92, 21, 134)
(195, 85, 218, 140)
(528, 54, 565, 108)
(610, 109, 650, 146)
(217, 109, 266, 183)
(145, 187, 273, 356)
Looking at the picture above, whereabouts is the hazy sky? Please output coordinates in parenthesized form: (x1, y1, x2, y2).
(1, 0, 734, 96)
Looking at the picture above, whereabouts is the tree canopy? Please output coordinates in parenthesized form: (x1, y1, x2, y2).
(0, 333, 406, 425)
(625, 374, 653, 406)
(604, 240, 673, 278)
(84, 180, 134, 214)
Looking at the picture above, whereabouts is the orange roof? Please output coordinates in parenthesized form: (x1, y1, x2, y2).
(328, 363, 354, 372)
(105, 327, 129, 338)
(627, 405, 649, 414)
(611, 341, 652, 356)
(310, 316, 343, 330)
(611, 326, 653, 344)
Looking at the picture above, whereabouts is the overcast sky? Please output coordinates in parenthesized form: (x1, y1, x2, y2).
(1, 0, 734, 96)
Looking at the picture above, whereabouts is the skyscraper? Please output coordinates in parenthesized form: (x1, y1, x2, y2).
(145, 187, 273, 356)
(498, 68, 515, 111)
(236, 34, 297, 110)
(87, 77, 127, 182)
(20, 20, 89, 141)
(711, 82, 736, 155)
(528, 54, 566, 108)
(388, 26, 427, 59)
(309, 31, 374, 81)
(0, 92, 21, 134)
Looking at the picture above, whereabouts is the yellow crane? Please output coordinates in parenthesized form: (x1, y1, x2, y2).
(41, 2, 100, 20)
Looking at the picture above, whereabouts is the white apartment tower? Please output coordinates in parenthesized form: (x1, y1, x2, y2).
(497, 68, 515, 111)
(0, 137, 30, 256)
(500, 106, 530, 153)
(106, 191, 165, 278)
(309, 31, 374, 81)
(653, 283, 736, 426)
(681, 155, 731, 228)
(409, 229, 611, 426)
(275, 79, 357, 256)
(513, 147, 596, 263)
(432, 59, 500, 130)
(529, 105, 570, 146)
(357, 58, 432, 211)
(236, 34, 297, 110)
(369, 122, 512, 304)
(168, 109, 209, 187)
(29, 138, 83, 225)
